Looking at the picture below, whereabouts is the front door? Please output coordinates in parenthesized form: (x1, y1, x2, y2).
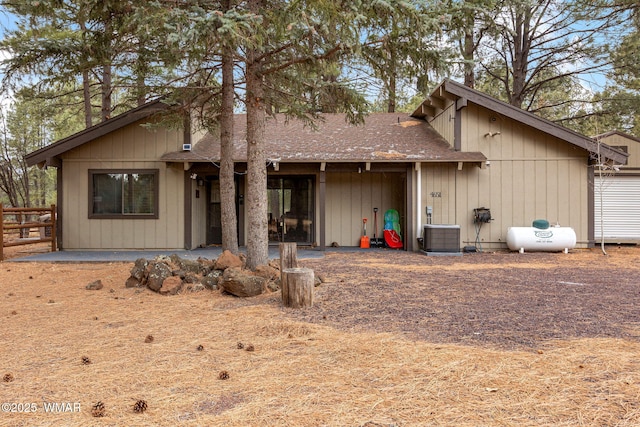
(267, 176, 314, 244)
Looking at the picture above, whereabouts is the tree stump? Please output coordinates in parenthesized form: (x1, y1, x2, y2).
(279, 242, 298, 272)
(281, 267, 314, 308)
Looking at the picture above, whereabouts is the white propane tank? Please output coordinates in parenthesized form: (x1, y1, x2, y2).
(506, 225, 576, 253)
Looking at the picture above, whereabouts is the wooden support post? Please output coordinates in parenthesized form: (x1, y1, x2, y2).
(281, 267, 314, 308)
(0, 203, 4, 261)
(279, 242, 298, 272)
(50, 204, 57, 253)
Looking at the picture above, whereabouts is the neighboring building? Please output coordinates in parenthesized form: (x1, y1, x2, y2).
(25, 80, 628, 252)
(593, 130, 640, 243)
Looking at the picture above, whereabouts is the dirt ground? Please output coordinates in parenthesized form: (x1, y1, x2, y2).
(1, 244, 639, 426)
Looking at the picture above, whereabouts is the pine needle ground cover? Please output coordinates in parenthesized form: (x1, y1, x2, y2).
(1, 246, 639, 426)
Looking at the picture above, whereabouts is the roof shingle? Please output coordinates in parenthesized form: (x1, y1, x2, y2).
(160, 113, 486, 163)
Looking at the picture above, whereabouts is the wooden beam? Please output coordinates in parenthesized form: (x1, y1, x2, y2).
(421, 104, 436, 117)
(430, 96, 446, 110)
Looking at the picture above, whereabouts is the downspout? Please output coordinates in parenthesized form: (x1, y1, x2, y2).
(415, 162, 422, 240)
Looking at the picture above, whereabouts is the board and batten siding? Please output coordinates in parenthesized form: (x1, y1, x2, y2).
(325, 171, 404, 247)
(60, 119, 186, 250)
(426, 103, 591, 249)
(597, 132, 640, 170)
(190, 178, 208, 249)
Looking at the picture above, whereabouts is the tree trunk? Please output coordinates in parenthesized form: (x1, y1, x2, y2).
(463, 24, 475, 88)
(387, 68, 396, 113)
(245, 0, 269, 270)
(79, 13, 92, 128)
(219, 6, 239, 255)
(101, 63, 112, 121)
(279, 242, 298, 272)
(281, 267, 314, 308)
(82, 71, 92, 128)
(510, 7, 531, 109)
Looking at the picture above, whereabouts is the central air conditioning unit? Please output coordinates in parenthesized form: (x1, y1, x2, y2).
(182, 143, 192, 151)
(423, 224, 461, 252)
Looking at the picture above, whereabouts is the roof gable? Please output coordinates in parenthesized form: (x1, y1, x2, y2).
(25, 99, 170, 167)
(411, 79, 629, 165)
(594, 130, 640, 145)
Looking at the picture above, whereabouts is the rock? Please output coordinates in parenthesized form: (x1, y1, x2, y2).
(220, 267, 265, 297)
(159, 276, 183, 295)
(183, 272, 202, 284)
(126, 258, 149, 287)
(146, 262, 173, 292)
(130, 258, 149, 280)
(125, 276, 143, 288)
(196, 257, 215, 275)
(86, 280, 103, 290)
(170, 254, 203, 275)
(203, 270, 222, 290)
(214, 250, 244, 270)
(254, 264, 280, 281)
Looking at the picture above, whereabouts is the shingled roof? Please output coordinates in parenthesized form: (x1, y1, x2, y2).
(160, 113, 486, 164)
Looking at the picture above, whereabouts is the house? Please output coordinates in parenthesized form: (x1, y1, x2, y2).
(592, 130, 640, 242)
(25, 80, 628, 252)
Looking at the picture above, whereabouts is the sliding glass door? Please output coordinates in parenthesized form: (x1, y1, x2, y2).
(267, 176, 314, 244)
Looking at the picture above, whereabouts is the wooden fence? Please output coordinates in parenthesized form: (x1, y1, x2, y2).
(0, 204, 57, 261)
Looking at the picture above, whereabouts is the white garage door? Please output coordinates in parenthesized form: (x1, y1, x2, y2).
(594, 175, 640, 241)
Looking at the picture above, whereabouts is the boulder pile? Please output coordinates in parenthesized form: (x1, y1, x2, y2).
(124, 250, 281, 297)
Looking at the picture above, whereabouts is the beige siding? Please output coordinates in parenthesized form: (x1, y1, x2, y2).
(325, 172, 404, 246)
(191, 179, 208, 249)
(61, 120, 185, 250)
(598, 133, 640, 170)
(428, 103, 591, 250)
(420, 163, 457, 226)
(429, 101, 456, 146)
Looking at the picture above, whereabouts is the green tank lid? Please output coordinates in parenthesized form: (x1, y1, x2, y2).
(532, 219, 550, 229)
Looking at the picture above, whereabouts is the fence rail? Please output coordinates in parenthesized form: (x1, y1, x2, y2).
(0, 204, 57, 261)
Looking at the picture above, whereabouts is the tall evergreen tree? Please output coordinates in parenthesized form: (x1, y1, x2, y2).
(471, 0, 623, 112)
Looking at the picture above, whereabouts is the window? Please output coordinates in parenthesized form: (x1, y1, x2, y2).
(89, 170, 159, 219)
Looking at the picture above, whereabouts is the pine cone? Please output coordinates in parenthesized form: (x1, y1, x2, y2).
(196, 345, 204, 351)
(81, 356, 92, 365)
(91, 401, 105, 417)
(245, 344, 255, 352)
(218, 370, 230, 380)
(144, 335, 154, 343)
(236, 342, 244, 349)
(133, 399, 147, 413)
(3, 373, 14, 382)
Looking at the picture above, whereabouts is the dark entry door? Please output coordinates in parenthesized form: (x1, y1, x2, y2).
(267, 176, 314, 244)
(207, 178, 222, 245)
(206, 176, 243, 245)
